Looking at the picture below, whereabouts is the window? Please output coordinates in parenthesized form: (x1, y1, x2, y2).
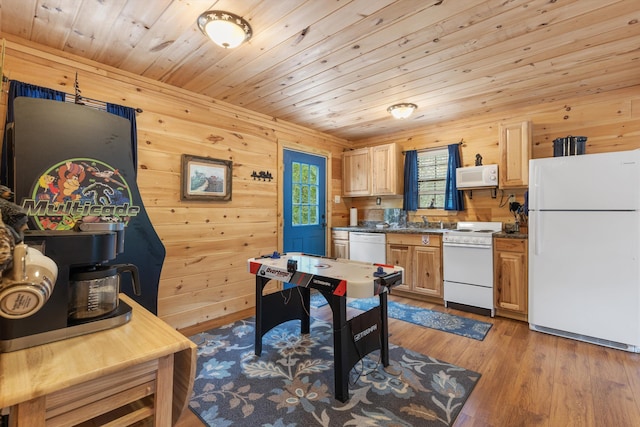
(417, 148, 449, 209)
(291, 161, 319, 225)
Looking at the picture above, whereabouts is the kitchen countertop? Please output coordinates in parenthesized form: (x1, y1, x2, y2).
(333, 226, 528, 239)
(333, 226, 450, 234)
(494, 231, 528, 239)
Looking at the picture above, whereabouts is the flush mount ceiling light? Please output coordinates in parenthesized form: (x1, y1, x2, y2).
(387, 103, 417, 119)
(197, 10, 252, 49)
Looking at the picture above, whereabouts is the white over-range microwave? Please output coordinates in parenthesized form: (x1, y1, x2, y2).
(456, 164, 499, 189)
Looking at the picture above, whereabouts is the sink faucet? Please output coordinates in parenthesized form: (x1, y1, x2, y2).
(422, 216, 444, 229)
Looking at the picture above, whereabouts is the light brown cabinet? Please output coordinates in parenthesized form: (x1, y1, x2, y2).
(499, 120, 532, 189)
(342, 147, 371, 196)
(342, 143, 402, 197)
(386, 233, 442, 301)
(494, 238, 528, 321)
(332, 230, 349, 259)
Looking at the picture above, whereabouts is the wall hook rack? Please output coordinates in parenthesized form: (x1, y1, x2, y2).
(251, 170, 273, 181)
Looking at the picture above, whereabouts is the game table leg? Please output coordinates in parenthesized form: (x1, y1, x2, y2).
(327, 292, 350, 402)
(254, 276, 311, 356)
(379, 291, 390, 367)
(254, 276, 267, 356)
(324, 289, 390, 403)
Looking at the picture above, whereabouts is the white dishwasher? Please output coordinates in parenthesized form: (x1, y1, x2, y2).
(349, 232, 386, 264)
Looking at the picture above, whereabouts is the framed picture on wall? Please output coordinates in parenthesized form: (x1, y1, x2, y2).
(181, 154, 232, 201)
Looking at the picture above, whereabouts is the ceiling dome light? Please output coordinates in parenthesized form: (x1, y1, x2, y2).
(387, 103, 417, 119)
(197, 11, 252, 49)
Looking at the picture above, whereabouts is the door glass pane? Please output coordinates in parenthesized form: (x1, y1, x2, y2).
(310, 206, 318, 224)
(292, 205, 300, 225)
(309, 165, 318, 184)
(292, 162, 300, 182)
(291, 161, 319, 226)
(292, 184, 301, 204)
(309, 186, 317, 204)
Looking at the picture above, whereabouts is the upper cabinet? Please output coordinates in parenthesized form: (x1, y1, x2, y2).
(499, 121, 532, 189)
(343, 143, 403, 197)
(342, 147, 371, 196)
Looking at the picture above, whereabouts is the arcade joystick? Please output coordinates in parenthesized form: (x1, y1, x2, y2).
(259, 251, 281, 259)
(373, 266, 386, 277)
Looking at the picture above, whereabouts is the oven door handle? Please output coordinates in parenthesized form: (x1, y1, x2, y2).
(443, 242, 492, 249)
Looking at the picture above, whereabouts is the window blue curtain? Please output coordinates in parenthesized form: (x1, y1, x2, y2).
(1, 80, 66, 186)
(444, 143, 464, 211)
(107, 103, 138, 176)
(402, 150, 418, 211)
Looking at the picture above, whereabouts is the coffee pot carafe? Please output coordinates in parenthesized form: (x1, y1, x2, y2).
(69, 263, 140, 320)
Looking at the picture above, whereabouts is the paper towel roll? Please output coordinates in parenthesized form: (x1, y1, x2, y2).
(349, 208, 358, 226)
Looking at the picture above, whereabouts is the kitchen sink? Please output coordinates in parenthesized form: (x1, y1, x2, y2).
(415, 228, 450, 233)
(389, 226, 450, 233)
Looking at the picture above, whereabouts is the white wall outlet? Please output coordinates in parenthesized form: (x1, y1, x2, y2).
(334, 195, 341, 204)
(508, 194, 516, 203)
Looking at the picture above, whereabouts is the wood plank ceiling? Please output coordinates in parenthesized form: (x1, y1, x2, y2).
(0, 0, 638, 141)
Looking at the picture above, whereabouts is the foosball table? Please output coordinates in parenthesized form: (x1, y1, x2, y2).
(247, 252, 403, 402)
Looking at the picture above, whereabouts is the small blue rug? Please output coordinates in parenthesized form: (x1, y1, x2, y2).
(310, 292, 492, 341)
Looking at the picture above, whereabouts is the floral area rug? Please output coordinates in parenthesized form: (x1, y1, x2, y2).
(310, 292, 492, 341)
(189, 317, 481, 427)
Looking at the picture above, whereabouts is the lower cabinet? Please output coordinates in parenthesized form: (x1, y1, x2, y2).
(332, 230, 349, 259)
(494, 237, 528, 321)
(386, 234, 442, 300)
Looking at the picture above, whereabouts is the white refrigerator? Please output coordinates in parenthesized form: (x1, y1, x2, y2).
(528, 149, 640, 352)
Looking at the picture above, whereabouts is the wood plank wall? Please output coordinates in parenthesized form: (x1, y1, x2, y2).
(0, 36, 350, 330)
(346, 86, 640, 228)
(1, 35, 639, 330)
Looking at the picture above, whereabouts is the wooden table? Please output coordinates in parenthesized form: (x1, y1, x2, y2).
(0, 294, 196, 426)
(248, 253, 403, 402)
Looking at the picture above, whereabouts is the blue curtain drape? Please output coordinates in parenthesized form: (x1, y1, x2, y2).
(444, 143, 464, 211)
(403, 150, 418, 211)
(107, 103, 138, 176)
(1, 81, 66, 186)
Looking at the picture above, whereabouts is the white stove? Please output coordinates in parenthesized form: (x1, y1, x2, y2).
(443, 221, 502, 247)
(442, 221, 502, 316)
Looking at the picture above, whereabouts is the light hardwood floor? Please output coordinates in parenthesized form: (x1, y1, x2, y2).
(175, 295, 640, 426)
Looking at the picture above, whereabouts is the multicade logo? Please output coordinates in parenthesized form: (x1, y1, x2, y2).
(23, 158, 140, 230)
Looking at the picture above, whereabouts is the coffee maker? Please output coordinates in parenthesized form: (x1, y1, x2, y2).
(0, 222, 140, 352)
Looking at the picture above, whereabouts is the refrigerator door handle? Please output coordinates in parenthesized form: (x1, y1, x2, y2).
(531, 163, 540, 209)
(533, 210, 542, 255)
